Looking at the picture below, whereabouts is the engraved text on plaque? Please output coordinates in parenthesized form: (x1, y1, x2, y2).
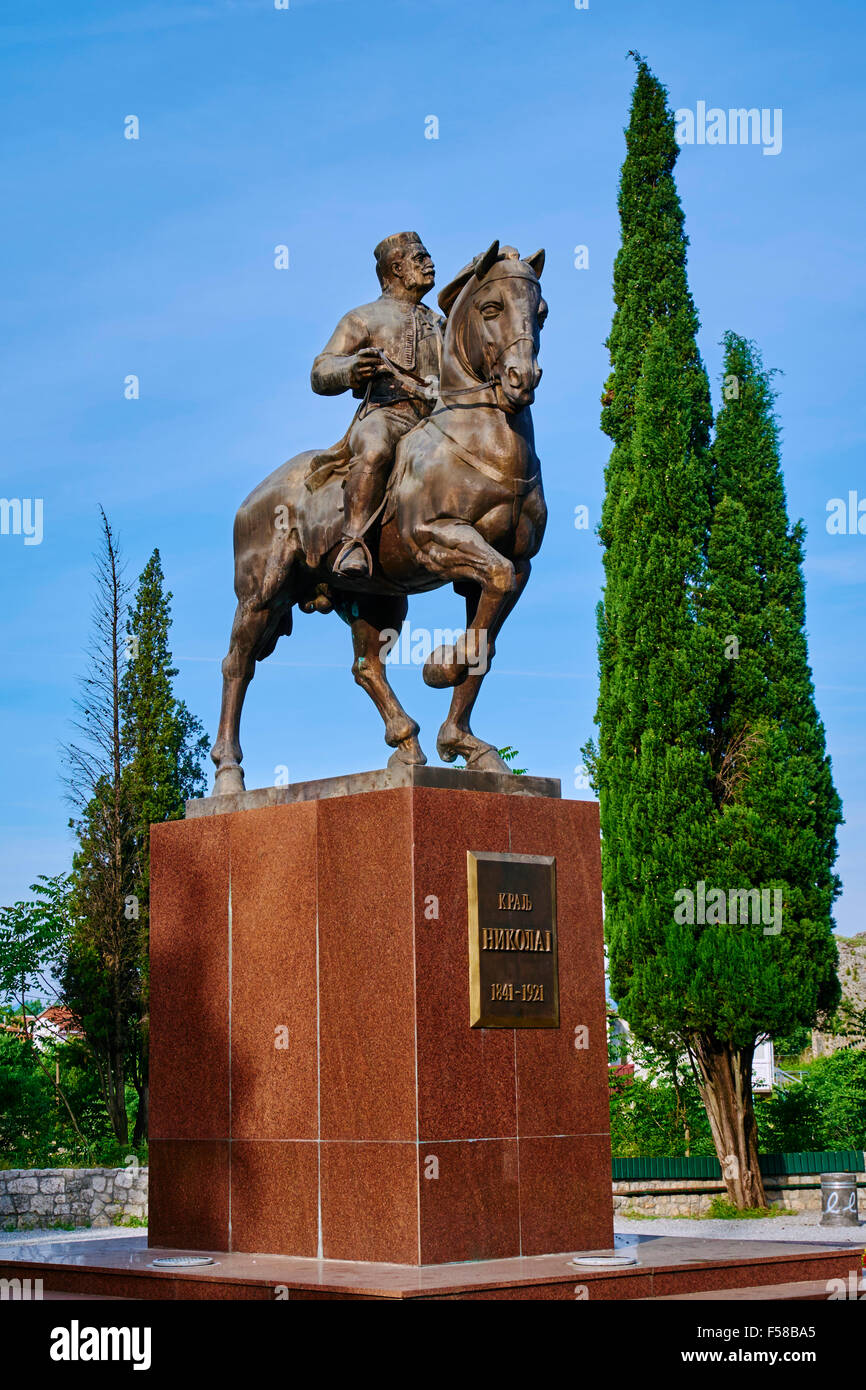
(467, 851, 559, 1028)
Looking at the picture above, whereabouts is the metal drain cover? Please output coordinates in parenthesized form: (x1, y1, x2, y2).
(150, 1256, 216, 1268)
(570, 1254, 638, 1268)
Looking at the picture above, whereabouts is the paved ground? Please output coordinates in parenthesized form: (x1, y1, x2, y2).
(615, 1213, 866, 1244)
(1, 1216, 862, 1262)
(0, 1227, 146, 1249)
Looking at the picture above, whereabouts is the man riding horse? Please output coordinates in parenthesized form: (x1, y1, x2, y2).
(210, 236, 546, 794)
(307, 231, 444, 577)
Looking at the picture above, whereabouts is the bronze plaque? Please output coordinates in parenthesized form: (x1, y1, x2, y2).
(467, 851, 559, 1028)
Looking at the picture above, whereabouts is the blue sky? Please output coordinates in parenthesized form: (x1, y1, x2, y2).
(1, 0, 864, 936)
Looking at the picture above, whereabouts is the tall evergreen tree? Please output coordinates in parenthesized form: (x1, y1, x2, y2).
(584, 53, 716, 1063)
(62, 529, 209, 1148)
(677, 336, 842, 1201)
(119, 549, 209, 1143)
(63, 509, 137, 1144)
(586, 55, 843, 1208)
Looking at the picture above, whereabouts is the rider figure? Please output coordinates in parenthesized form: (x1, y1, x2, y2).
(310, 232, 444, 577)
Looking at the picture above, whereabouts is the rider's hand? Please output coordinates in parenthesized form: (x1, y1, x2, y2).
(348, 348, 383, 389)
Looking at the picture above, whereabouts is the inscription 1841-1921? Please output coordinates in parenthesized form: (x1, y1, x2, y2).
(467, 851, 559, 1028)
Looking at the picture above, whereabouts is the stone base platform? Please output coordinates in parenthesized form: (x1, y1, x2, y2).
(149, 778, 611, 1264)
(0, 1234, 857, 1301)
(185, 764, 562, 819)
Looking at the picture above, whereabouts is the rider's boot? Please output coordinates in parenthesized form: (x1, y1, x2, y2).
(334, 466, 382, 578)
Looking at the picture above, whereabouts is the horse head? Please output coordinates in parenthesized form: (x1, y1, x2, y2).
(438, 241, 547, 413)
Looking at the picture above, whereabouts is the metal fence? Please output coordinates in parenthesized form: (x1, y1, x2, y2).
(612, 1150, 865, 1181)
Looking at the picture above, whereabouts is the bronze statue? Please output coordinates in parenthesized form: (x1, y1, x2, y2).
(310, 231, 444, 577)
(210, 238, 547, 795)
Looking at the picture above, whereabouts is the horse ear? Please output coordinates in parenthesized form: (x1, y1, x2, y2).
(437, 263, 477, 317)
(437, 241, 501, 316)
(473, 240, 500, 282)
(525, 248, 545, 278)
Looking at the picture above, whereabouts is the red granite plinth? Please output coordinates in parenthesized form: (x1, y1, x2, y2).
(148, 785, 612, 1264)
(0, 1236, 858, 1302)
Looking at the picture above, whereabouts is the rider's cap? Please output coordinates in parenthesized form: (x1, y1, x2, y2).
(374, 231, 424, 282)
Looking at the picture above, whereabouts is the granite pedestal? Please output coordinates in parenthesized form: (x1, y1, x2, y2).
(147, 768, 613, 1266)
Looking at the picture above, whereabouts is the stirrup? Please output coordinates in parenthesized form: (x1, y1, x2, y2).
(333, 535, 373, 577)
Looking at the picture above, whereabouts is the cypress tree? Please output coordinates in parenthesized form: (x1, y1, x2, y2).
(586, 58, 762, 1207)
(586, 53, 843, 1204)
(63, 510, 137, 1145)
(676, 336, 842, 1201)
(119, 549, 209, 1143)
(584, 54, 715, 1057)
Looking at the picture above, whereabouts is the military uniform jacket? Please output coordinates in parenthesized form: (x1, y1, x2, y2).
(311, 293, 444, 406)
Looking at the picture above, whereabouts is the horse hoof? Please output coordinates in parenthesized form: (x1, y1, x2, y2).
(468, 747, 512, 774)
(388, 740, 427, 769)
(436, 745, 511, 778)
(423, 644, 468, 689)
(213, 764, 246, 796)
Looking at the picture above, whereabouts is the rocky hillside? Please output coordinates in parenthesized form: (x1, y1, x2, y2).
(812, 932, 866, 1057)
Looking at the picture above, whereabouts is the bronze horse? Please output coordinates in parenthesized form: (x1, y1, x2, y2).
(210, 241, 547, 795)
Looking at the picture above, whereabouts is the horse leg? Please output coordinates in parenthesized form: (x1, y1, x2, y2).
(437, 562, 531, 771)
(411, 517, 526, 771)
(347, 594, 426, 767)
(211, 600, 282, 794)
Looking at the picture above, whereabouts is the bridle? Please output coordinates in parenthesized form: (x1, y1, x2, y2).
(425, 274, 542, 502)
(440, 267, 541, 407)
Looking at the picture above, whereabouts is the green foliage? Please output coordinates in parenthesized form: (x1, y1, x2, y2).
(59, 540, 210, 1148)
(0, 1027, 147, 1168)
(0, 1030, 54, 1164)
(610, 1046, 866, 1158)
(0, 535, 209, 1162)
(773, 1024, 813, 1065)
(686, 333, 843, 1045)
(0, 875, 73, 1009)
(757, 1049, 866, 1151)
(704, 1196, 790, 1220)
(497, 746, 526, 776)
(609, 1038, 716, 1158)
(587, 58, 843, 1209)
(455, 746, 527, 774)
(585, 56, 716, 1046)
(120, 548, 209, 928)
(600, 54, 712, 455)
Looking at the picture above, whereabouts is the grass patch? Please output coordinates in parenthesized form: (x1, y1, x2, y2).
(619, 1209, 661, 1220)
(705, 1196, 795, 1220)
(110, 1214, 147, 1228)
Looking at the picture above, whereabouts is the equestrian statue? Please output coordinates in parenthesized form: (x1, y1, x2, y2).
(210, 233, 548, 795)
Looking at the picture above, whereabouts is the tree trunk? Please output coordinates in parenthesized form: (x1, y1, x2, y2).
(132, 1001, 149, 1146)
(132, 1080, 149, 1148)
(107, 1053, 129, 1145)
(689, 1035, 766, 1209)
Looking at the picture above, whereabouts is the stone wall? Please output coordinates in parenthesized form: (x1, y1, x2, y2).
(2, 1165, 861, 1228)
(613, 1172, 865, 1218)
(0, 1168, 148, 1231)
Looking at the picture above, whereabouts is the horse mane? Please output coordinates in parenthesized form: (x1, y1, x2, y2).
(438, 245, 543, 386)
